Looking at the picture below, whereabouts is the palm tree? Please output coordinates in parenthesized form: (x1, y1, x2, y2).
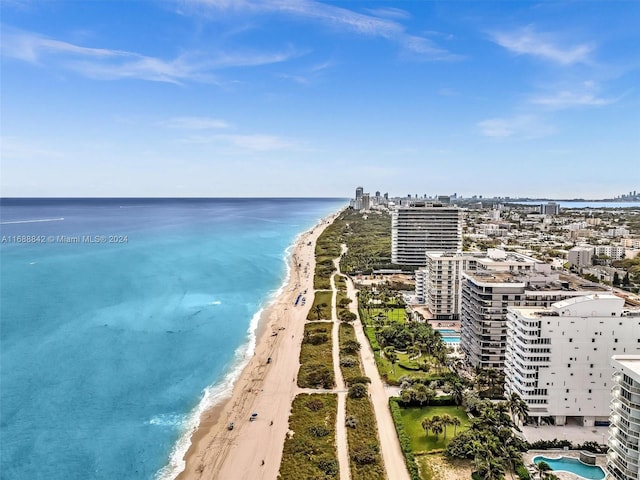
(534, 461, 552, 479)
(507, 392, 529, 427)
(475, 453, 506, 480)
(440, 414, 453, 440)
(430, 417, 443, 441)
(400, 387, 414, 406)
(313, 304, 324, 320)
(451, 417, 462, 436)
(450, 381, 464, 409)
(421, 417, 432, 438)
(384, 347, 398, 374)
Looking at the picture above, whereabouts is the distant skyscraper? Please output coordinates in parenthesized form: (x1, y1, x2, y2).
(540, 202, 560, 215)
(361, 193, 370, 211)
(355, 186, 363, 200)
(354, 186, 364, 210)
(391, 202, 462, 265)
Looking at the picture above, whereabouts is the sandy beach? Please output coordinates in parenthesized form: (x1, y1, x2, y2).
(176, 212, 338, 480)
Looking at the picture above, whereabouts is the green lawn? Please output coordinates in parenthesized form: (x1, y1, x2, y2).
(398, 406, 470, 453)
(361, 307, 406, 325)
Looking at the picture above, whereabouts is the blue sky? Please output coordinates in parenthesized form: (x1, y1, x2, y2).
(1, 0, 639, 198)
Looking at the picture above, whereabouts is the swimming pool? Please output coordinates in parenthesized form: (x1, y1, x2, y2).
(437, 329, 458, 334)
(533, 455, 606, 479)
(442, 336, 460, 344)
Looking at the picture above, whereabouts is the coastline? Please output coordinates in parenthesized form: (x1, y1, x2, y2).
(173, 210, 339, 480)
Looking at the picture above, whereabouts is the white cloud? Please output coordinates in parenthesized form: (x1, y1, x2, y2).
(365, 7, 411, 21)
(530, 82, 619, 109)
(160, 116, 230, 129)
(1, 27, 300, 84)
(181, 0, 459, 61)
(179, 133, 294, 151)
(477, 115, 556, 139)
(490, 26, 593, 65)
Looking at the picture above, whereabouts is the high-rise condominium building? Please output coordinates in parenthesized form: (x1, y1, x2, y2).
(504, 295, 640, 427)
(461, 252, 607, 369)
(609, 355, 640, 480)
(391, 202, 462, 265)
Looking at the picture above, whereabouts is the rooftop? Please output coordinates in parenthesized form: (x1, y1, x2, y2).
(612, 355, 640, 377)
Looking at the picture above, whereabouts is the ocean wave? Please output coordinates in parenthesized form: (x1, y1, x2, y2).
(0, 217, 64, 225)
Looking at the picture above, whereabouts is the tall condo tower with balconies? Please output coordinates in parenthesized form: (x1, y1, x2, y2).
(504, 294, 640, 427)
(609, 355, 640, 480)
(391, 202, 462, 266)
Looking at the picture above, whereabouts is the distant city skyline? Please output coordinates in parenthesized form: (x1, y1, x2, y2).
(1, 1, 639, 197)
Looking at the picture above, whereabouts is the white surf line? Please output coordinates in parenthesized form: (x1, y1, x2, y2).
(1, 217, 65, 225)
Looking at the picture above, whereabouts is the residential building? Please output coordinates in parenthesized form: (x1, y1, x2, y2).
(417, 252, 476, 320)
(595, 245, 626, 261)
(541, 202, 560, 215)
(461, 254, 608, 369)
(504, 295, 640, 427)
(391, 202, 462, 265)
(568, 246, 594, 269)
(609, 355, 640, 480)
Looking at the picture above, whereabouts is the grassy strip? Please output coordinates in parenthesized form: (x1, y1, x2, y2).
(306, 290, 333, 320)
(338, 323, 362, 383)
(298, 322, 335, 389)
(389, 398, 421, 480)
(346, 395, 385, 480)
(335, 275, 347, 290)
(279, 394, 339, 479)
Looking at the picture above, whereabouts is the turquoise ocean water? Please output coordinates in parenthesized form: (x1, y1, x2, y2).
(0, 198, 345, 480)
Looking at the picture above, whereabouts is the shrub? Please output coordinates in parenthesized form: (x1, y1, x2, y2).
(309, 424, 330, 437)
(305, 333, 329, 345)
(352, 444, 379, 465)
(317, 456, 338, 476)
(348, 383, 368, 399)
(340, 356, 358, 368)
(345, 375, 371, 386)
(345, 416, 358, 428)
(305, 399, 325, 412)
(339, 311, 357, 322)
(516, 464, 531, 480)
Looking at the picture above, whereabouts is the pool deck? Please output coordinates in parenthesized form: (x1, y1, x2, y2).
(523, 450, 609, 480)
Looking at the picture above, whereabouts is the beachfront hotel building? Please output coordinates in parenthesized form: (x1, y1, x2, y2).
(504, 295, 640, 428)
(460, 252, 608, 369)
(391, 202, 462, 265)
(609, 355, 640, 480)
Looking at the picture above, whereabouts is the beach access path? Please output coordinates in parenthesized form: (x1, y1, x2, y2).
(330, 256, 351, 480)
(177, 214, 337, 480)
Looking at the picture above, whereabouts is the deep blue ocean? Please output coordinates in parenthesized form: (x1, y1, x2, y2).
(0, 198, 345, 480)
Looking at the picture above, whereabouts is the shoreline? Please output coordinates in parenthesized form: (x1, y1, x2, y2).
(174, 210, 340, 480)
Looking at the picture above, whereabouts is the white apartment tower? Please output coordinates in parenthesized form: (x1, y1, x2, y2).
(504, 295, 640, 427)
(609, 355, 640, 480)
(391, 202, 462, 265)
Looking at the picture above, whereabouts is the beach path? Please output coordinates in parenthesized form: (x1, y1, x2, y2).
(331, 257, 351, 480)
